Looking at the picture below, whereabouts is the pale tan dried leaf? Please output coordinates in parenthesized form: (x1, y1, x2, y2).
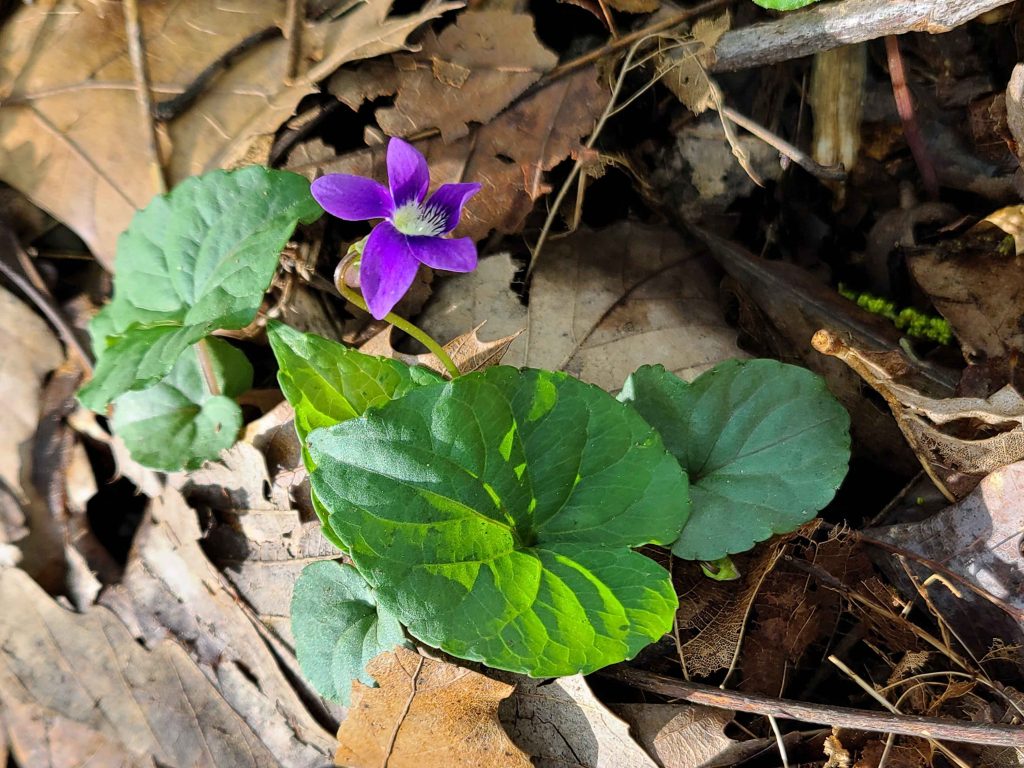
(0, 566, 285, 767)
(813, 329, 1024, 498)
(823, 732, 852, 768)
(658, 14, 729, 115)
(520, 222, 745, 392)
(501, 674, 658, 768)
(887, 651, 932, 685)
(0, 285, 62, 502)
(612, 703, 737, 768)
(99, 488, 337, 763)
(675, 544, 784, 677)
(0, 0, 456, 268)
(292, 68, 606, 242)
(332, 11, 557, 142)
(335, 647, 530, 768)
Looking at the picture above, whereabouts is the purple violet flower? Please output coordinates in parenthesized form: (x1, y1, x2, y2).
(311, 138, 482, 320)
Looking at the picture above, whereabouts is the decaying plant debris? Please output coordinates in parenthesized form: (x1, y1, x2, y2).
(2, 0, 1024, 766)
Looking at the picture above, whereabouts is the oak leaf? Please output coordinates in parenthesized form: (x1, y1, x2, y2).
(331, 11, 558, 141)
(334, 647, 531, 768)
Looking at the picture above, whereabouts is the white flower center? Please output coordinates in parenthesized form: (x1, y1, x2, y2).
(391, 201, 447, 237)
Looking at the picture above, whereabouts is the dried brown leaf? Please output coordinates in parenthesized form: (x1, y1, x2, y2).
(813, 329, 1024, 498)
(360, 323, 522, 374)
(291, 68, 606, 242)
(334, 647, 530, 768)
(605, 0, 661, 13)
(868, 460, 1024, 655)
(500, 674, 658, 768)
(658, 14, 729, 115)
(332, 11, 557, 142)
(520, 222, 745, 391)
(0, 566, 287, 767)
(99, 487, 338, 763)
(612, 703, 737, 768)
(907, 205, 1024, 361)
(0, 0, 456, 268)
(0, 285, 62, 502)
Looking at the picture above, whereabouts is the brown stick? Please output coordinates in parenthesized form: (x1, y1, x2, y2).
(600, 666, 1024, 748)
(710, 0, 1014, 73)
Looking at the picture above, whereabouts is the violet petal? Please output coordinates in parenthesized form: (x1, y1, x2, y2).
(310, 175, 393, 221)
(407, 235, 477, 273)
(424, 182, 482, 234)
(360, 222, 421, 320)
(386, 138, 430, 206)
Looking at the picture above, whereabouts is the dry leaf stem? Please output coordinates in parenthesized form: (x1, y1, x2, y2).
(601, 666, 1024, 748)
(828, 655, 972, 768)
(719, 105, 846, 181)
(123, 0, 167, 193)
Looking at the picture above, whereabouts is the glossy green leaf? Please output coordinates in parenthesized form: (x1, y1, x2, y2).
(751, 0, 821, 9)
(291, 560, 408, 704)
(266, 321, 441, 466)
(79, 167, 322, 410)
(619, 360, 850, 560)
(308, 367, 689, 677)
(111, 337, 252, 471)
(267, 322, 441, 551)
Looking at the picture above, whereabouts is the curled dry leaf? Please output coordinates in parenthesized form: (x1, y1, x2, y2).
(0, 566, 286, 767)
(814, 328, 1024, 499)
(360, 324, 523, 375)
(290, 68, 606, 242)
(331, 11, 558, 142)
(520, 222, 745, 391)
(334, 646, 531, 768)
(501, 674, 658, 768)
(0, 0, 456, 268)
(658, 13, 730, 116)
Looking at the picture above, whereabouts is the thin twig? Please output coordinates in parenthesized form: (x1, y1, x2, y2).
(284, 0, 305, 82)
(884, 36, 939, 200)
(829, 655, 971, 768)
(721, 104, 847, 181)
(600, 665, 1024, 748)
(123, 0, 167, 193)
(710, 0, 1015, 74)
(768, 715, 790, 768)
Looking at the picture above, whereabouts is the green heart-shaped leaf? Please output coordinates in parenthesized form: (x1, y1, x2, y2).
(308, 367, 689, 677)
(111, 337, 252, 471)
(291, 561, 408, 704)
(79, 167, 322, 410)
(619, 360, 850, 560)
(267, 321, 442, 467)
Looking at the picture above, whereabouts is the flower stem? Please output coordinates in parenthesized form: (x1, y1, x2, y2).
(195, 337, 221, 396)
(336, 258, 461, 379)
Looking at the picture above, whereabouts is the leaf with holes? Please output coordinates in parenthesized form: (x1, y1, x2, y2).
(308, 367, 689, 676)
(619, 360, 850, 560)
(291, 560, 408, 705)
(111, 337, 252, 471)
(78, 167, 322, 410)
